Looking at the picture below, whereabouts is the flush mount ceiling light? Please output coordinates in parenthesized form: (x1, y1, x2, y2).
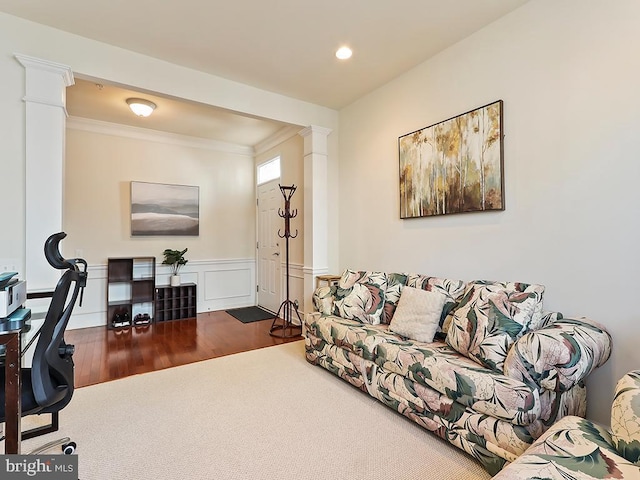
(126, 98, 156, 117)
(335, 46, 353, 60)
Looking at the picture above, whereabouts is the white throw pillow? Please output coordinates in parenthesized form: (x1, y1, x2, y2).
(389, 286, 447, 343)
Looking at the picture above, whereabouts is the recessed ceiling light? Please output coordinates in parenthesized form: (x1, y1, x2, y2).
(335, 46, 353, 60)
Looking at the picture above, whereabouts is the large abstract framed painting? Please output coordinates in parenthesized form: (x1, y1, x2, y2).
(399, 100, 504, 219)
(131, 181, 200, 236)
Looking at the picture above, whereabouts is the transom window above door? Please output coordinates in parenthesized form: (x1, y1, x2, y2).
(257, 156, 280, 185)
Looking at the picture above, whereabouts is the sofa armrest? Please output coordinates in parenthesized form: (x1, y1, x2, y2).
(504, 317, 612, 392)
(312, 285, 336, 315)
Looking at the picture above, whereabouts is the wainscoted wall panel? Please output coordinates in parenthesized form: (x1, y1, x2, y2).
(202, 260, 255, 310)
(55, 263, 107, 330)
(64, 259, 255, 329)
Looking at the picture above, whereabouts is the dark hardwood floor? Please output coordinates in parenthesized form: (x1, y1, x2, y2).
(65, 311, 302, 388)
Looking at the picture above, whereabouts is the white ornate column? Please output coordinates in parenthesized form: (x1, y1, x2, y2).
(15, 54, 74, 291)
(299, 125, 332, 314)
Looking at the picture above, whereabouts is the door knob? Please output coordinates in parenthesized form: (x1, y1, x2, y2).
(273, 252, 280, 256)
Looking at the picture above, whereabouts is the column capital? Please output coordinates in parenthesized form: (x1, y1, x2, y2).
(15, 54, 74, 111)
(299, 125, 332, 156)
(298, 125, 333, 139)
(15, 54, 74, 86)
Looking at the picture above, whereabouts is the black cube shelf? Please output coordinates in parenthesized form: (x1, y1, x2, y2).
(154, 283, 197, 322)
(107, 257, 156, 329)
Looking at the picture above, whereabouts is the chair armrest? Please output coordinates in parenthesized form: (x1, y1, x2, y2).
(611, 370, 640, 464)
(504, 317, 612, 392)
(492, 416, 634, 479)
(312, 285, 336, 315)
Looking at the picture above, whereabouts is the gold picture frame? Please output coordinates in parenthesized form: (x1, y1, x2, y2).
(399, 100, 504, 219)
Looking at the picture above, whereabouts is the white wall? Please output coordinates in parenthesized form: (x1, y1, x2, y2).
(65, 121, 255, 263)
(338, 0, 640, 425)
(0, 11, 339, 280)
(62, 120, 258, 327)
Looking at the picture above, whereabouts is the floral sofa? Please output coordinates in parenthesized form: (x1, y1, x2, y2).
(494, 370, 640, 479)
(303, 270, 613, 475)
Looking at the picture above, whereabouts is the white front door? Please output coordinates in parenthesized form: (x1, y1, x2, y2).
(257, 180, 281, 313)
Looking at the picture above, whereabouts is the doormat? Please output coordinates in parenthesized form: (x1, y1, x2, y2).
(225, 306, 275, 324)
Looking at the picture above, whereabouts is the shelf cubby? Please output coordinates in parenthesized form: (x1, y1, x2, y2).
(107, 257, 156, 329)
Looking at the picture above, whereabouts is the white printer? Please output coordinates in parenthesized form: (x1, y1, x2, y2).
(0, 272, 27, 318)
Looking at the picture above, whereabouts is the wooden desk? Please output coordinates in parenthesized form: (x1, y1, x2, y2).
(0, 324, 23, 454)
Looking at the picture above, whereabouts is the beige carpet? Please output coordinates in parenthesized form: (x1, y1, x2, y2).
(17, 341, 490, 480)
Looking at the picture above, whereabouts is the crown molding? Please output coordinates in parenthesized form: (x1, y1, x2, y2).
(253, 125, 303, 156)
(66, 116, 254, 156)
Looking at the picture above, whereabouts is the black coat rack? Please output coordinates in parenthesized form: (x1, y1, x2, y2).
(269, 184, 303, 338)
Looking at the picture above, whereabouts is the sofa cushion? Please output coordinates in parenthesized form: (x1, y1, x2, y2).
(338, 268, 362, 288)
(304, 313, 404, 361)
(389, 286, 447, 343)
(333, 282, 385, 324)
(405, 274, 466, 337)
(338, 269, 408, 324)
(382, 273, 408, 324)
(371, 368, 534, 458)
(375, 340, 541, 425)
(611, 370, 640, 465)
(446, 281, 545, 372)
(313, 285, 336, 315)
(531, 310, 563, 331)
(338, 269, 388, 291)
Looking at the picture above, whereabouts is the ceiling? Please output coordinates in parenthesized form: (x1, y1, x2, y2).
(66, 79, 292, 147)
(0, 0, 531, 146)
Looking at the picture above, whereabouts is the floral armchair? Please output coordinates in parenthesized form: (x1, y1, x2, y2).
(493, 370, 640, 479)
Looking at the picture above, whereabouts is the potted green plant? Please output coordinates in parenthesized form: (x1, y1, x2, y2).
(162, 248, 188, 286)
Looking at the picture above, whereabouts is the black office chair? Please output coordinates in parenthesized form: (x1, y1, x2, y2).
(0, 232, 87, 454)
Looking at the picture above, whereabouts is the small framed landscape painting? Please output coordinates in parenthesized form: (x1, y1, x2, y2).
(398, 100, 504, 219)
(131, 181, 200, 236)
